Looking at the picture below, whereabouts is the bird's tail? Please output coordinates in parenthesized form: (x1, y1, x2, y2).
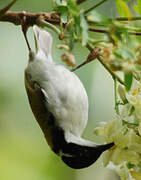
(33, 25, 53, 57)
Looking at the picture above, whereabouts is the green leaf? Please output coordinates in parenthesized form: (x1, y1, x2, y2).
(68, 23, 75, 50)
(87, 10, 110, 24)
(114, 46, 136, 60)
(129, 106, 135, 116)
(122, 0, 131, 1)
(122, 119, 138, 127)
(127, 162, 135, 169)
(116, 0, 132, 17)
(68, 0, 79, 16)
(74, 16, 81, 38)
(80, 14, 89, 46)
(57, 5, 68, 23)
(134, 0, 141, 15)
(124, 72, 133, 91)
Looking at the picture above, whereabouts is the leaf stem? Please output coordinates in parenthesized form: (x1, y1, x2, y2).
(37, 18, 61, 35)
(114, 78, 119, 114)
(84, 0, 109, 15)
(97, 56, 124, 85)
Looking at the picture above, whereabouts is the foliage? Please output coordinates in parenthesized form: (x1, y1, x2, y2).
(2, 0, 141, 179)
(52, 0, 141, 179)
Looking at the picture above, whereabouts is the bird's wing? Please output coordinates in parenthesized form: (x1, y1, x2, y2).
(24, 73, 52, 125)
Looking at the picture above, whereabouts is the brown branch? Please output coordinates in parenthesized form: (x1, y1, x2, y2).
(71, 47, 101, 71)
(129, 32, 141, 36)
(89, 27, 141, 36)
(0, 11, 60, 26)
(2, 11, 141, 37)
(0, 0, 17, 18)
(89, 27, 108, 33)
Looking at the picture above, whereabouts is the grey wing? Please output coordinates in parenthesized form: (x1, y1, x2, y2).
(24, 75, 55, 134)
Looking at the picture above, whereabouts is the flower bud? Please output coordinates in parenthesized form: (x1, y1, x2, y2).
(61, 51, 76, 67)
(118, 85, 128, 104)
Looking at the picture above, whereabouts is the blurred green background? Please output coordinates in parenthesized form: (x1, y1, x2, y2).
(0, 0, 119, 179)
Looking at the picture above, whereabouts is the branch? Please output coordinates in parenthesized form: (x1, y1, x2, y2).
(0, 11, 60, 26)
(0, 0, 17, 18)
(2, 11, 141, 37)
(89, 27, 108, 33)
(0, 3, 132, 86)
(115, 16, 141, 21)
(89, 27, 141, 36)
(71, 47, 101, 72)
(72, 42, 124, 85)
(129, 32, 141, 36)
(98, 56, 124, 85)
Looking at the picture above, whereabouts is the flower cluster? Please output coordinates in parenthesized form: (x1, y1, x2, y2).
(94, 81, 141, 180)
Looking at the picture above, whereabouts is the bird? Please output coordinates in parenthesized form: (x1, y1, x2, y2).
(24, 25, 114, 169)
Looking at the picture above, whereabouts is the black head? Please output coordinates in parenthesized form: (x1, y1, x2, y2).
(61, 142, 114, 169)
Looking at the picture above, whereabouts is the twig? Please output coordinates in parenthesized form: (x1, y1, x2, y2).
(89, 27, 108, 33)
(0, 0, 17, 18)
(84, 0, 109, 15)
(97, 56, 124, 85)
(71, 47, 101, 71)
(0, 11, 60, 26)
(89, 27, 141, 36)
(115, 16, 141, 21)
(72, 42, 124, 85)
(86, 43, 93, 51)
(129, 32, 141, 36)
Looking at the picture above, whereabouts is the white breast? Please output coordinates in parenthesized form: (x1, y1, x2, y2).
(26, 53, 88, 137)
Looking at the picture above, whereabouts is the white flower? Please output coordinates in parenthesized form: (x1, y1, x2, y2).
(94, 79, 141, 178)
(107, 162, 135, 180)
(126, 81, 141, 121)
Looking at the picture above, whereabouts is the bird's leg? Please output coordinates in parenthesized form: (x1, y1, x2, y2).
(21, 14, 31, 51)
(22, 25, 31, 51)
(71, 47, 101, 72)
